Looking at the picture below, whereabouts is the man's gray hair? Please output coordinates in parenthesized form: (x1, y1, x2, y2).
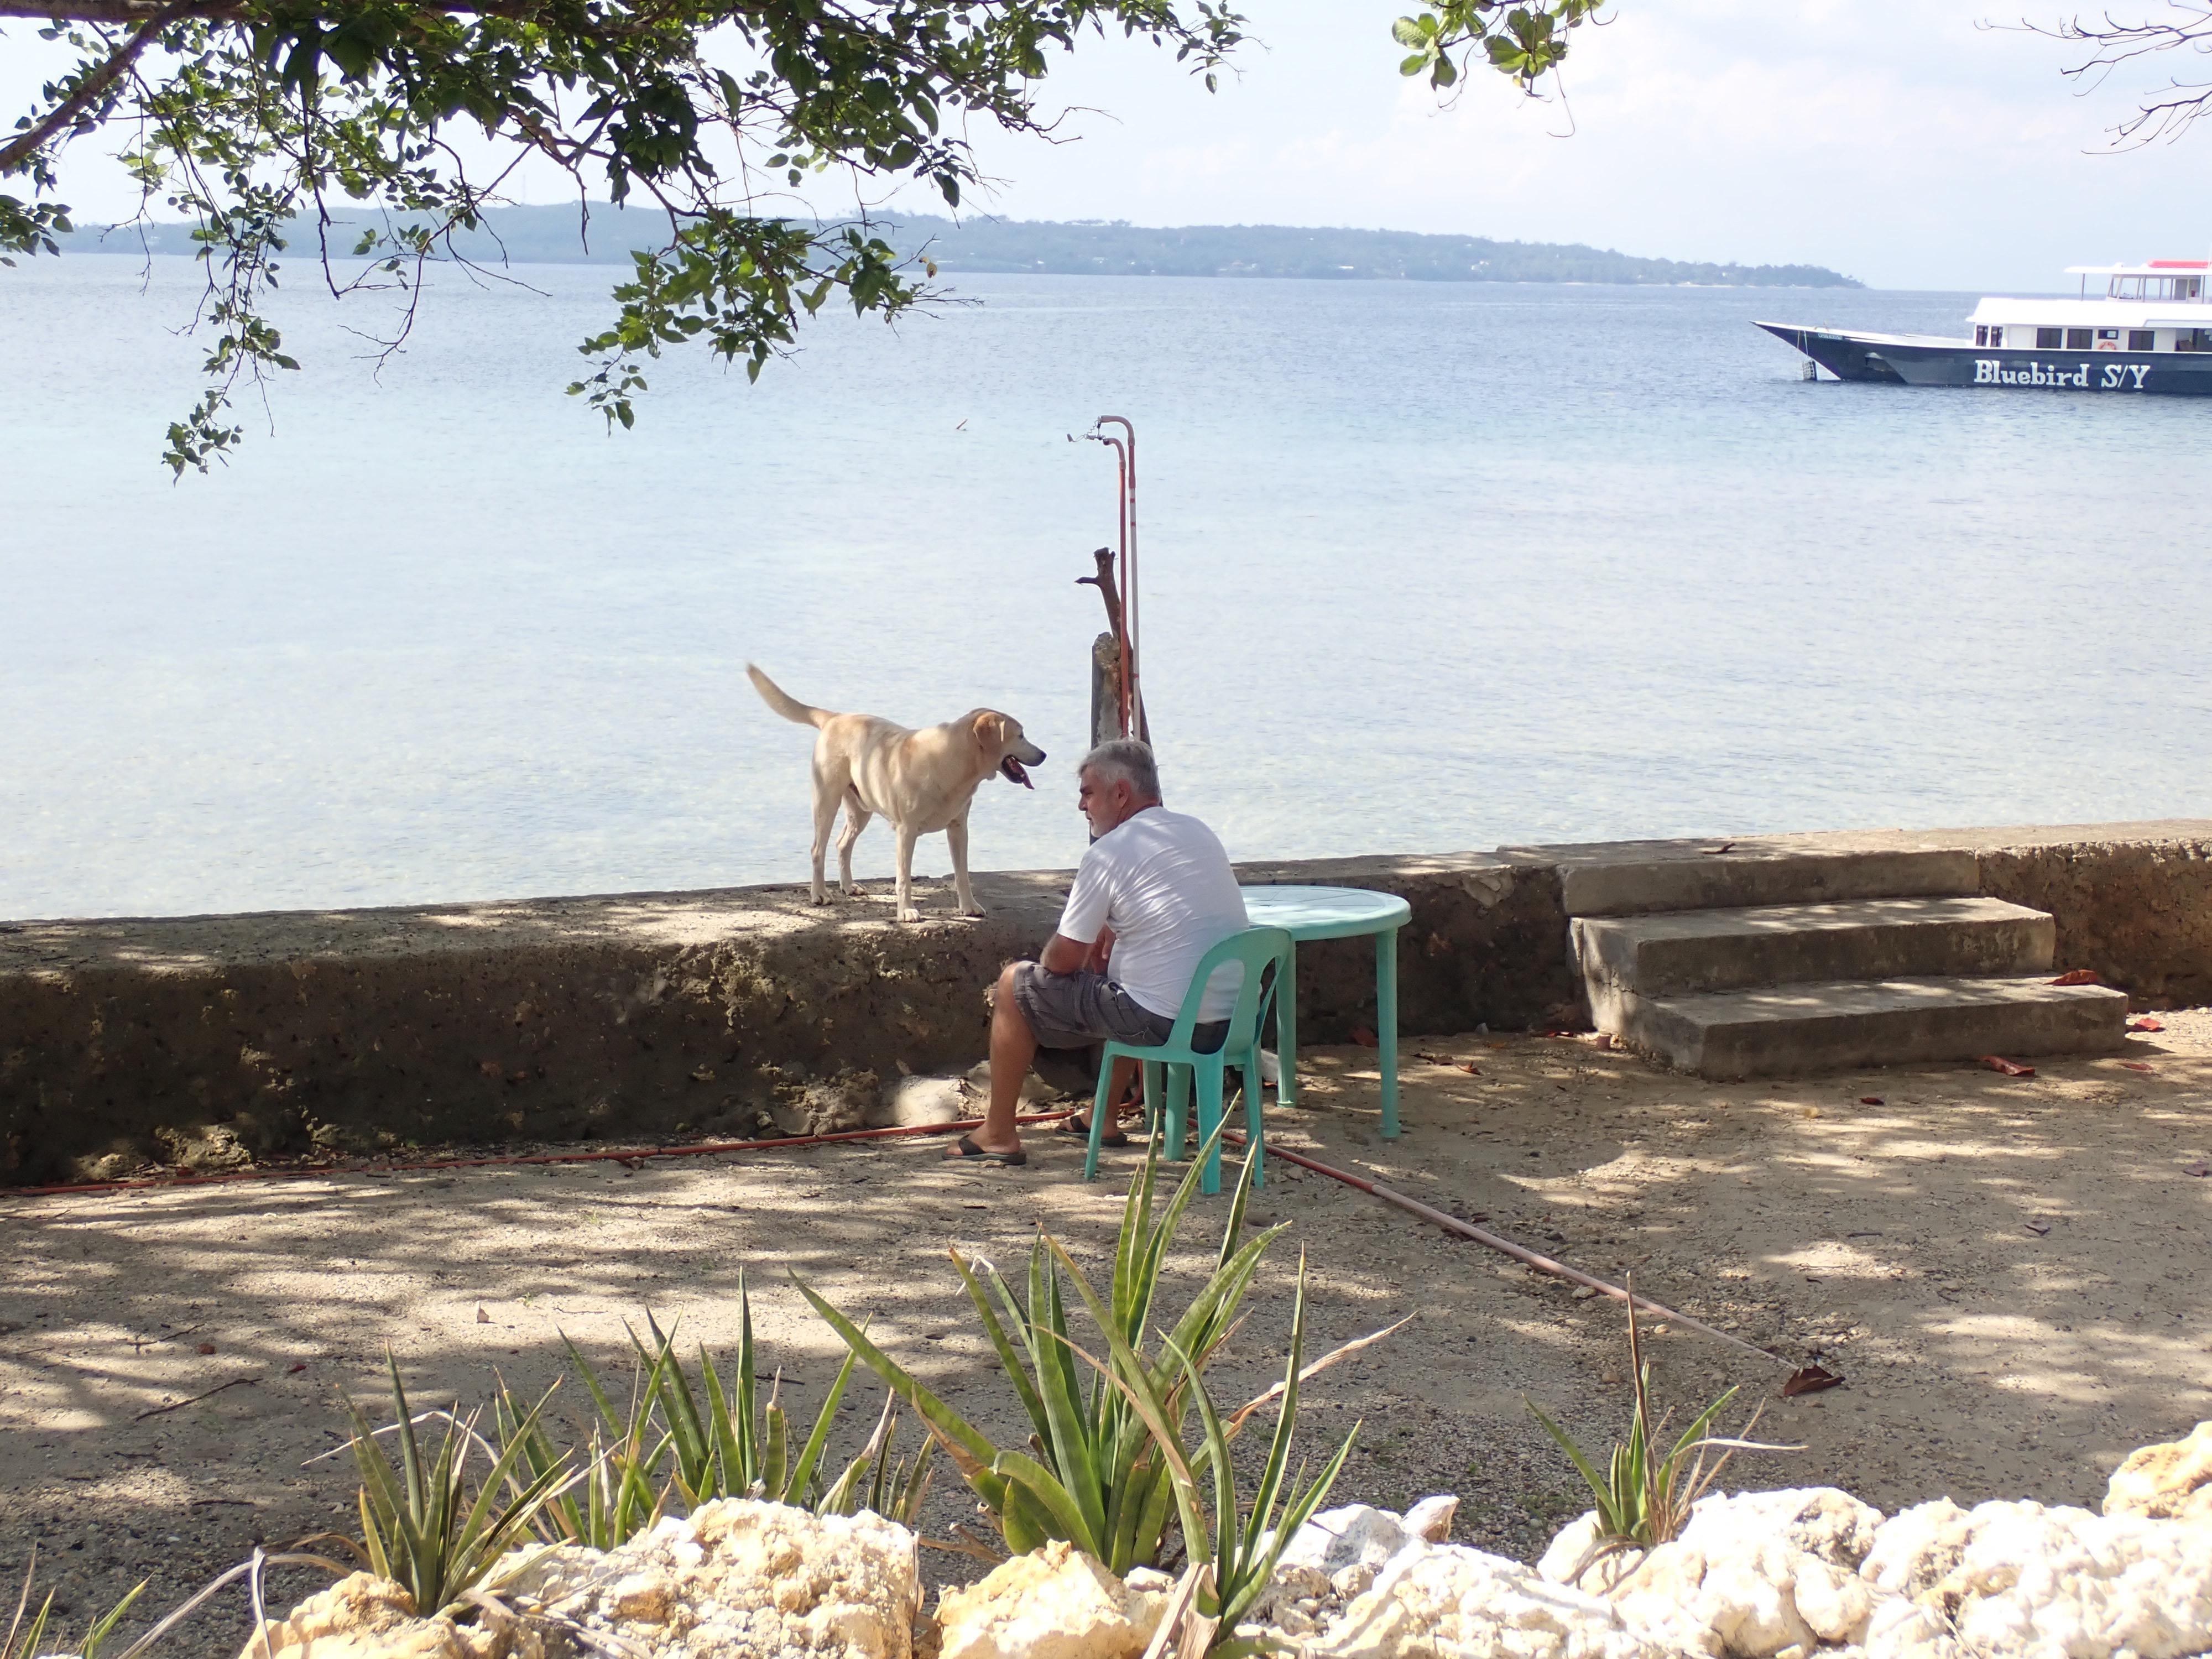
(1082, 739, 1162, 802)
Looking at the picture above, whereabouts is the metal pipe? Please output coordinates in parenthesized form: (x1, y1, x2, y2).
(1094, 415, 1139, 738)
(1222, 1132, 1800, 1372)
(1093, 431, 1131, 737)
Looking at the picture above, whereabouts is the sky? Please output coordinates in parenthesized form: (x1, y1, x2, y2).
(6, 0, 2209, 290)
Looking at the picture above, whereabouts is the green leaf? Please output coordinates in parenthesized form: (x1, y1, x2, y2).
(992, 1451, 1100, 1554)
(784, 1344, 859, 1504)
(951, 1249, 1051, 1441)
(791, 1275, 1005, 1495)
(345, 1350, 571, 1616)
(1527, 1397, 1624, 1533)
(79, 1579, 148, 1659)
(4, 1583, 55, 1659)
(1026, 1252, 1107, 1550)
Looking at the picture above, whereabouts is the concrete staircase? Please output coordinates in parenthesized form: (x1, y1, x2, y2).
(1534, 838, 2131, 1078)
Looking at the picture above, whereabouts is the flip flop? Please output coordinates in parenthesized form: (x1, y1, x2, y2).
(1056, 1114, 1130, 1149)
(944, 1133, 1027, 1167)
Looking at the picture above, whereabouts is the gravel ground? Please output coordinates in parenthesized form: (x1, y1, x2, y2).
(4, 1013, 2209, 1655)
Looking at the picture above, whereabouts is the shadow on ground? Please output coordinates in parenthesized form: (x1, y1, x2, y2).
(3, 1014, 2208, 1656)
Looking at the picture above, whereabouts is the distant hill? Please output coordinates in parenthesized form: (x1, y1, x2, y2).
(60, 204, 1860, 288)
(878, 215, 1857, 287)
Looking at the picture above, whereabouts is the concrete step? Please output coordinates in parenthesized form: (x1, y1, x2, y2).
(1511, 836, 1981, 917)
(1574, 896, 2056, 1013)
(1620, 974, 2129, 1079)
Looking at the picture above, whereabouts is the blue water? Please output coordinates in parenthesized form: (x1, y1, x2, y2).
(4, 258, 2209, 920)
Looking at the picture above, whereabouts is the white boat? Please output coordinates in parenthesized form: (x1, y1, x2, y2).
(1759, 261, 2212, 394)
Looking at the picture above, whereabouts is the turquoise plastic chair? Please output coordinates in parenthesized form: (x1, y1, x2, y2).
(1083, 926, 1294, 1196)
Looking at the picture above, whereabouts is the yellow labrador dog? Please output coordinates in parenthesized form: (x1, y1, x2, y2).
(748, 665, 1046, 922)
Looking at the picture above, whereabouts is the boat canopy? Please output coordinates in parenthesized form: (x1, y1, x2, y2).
(2058, 262, 2206, 304)
(2064, 261, 2210, 277)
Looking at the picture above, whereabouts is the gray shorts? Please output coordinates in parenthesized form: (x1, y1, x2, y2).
(1010, 963, 1229, 1055)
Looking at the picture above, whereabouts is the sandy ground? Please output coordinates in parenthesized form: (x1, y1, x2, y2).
(4, 1015, 2209, 1655)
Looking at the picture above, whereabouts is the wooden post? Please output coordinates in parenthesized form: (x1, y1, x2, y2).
(1091, 632, 1123, 750)
(1078, 545, 1147, 747)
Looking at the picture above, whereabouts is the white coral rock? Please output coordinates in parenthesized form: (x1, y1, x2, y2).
(1852, 1494, 2212, 1659)
(1309, 1541, 1666, 1659)
(1859, 1594, 1961, 1659)
(498, 1499, 920, 1659)
(1403, 1495, 1461, 1543)
(2105, 1420, 2212, 1525)
(1537, 1515, 1613, 1592)
(1858, 1499, 1971, 1604)
(1564, 1488, 1885, 1658)
(238, 1573, 543, 1659)
(1280, 1504, 1422, 1582)
(1942, 1500, 2212, 1659)
(933, 1541, 1170, 1659)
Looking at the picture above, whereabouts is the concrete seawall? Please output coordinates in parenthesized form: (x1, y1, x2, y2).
(2, 822, 2206, 1184)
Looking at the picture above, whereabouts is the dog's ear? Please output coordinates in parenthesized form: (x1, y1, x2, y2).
(972, 711, 1005, 755)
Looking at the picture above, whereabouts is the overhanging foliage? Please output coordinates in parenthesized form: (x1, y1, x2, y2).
(1, 1, 1611, 470)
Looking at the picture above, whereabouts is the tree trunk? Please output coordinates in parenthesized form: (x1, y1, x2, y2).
(1079, 546, 1149, 747)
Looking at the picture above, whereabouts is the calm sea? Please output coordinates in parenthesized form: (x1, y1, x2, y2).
(4, 257, 2209, 921)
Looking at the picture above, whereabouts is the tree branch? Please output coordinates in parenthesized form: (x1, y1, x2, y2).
(2, 0, 1250, 465)
(0, 0, 540, 20)
(0, 1, 195, 173)
(0, 0, 211, 19)
(1076, 545, 1124, 637)
(2013, 9, 2212, 147)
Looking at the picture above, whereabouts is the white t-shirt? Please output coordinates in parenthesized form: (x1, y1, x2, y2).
(1056, 807, 1250, 1022)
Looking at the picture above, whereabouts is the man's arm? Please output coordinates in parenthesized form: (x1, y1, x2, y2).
(1048, 846, 1114, 976)
(1040, 933, 1091, 974)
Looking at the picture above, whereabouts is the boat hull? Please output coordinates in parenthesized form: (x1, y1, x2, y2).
(1759, 324, 2212, 395)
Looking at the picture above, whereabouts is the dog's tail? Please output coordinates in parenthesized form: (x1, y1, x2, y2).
(747, 664, 831, 729)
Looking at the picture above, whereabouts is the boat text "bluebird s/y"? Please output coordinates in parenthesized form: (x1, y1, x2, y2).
(1759, 261, 2212, 395)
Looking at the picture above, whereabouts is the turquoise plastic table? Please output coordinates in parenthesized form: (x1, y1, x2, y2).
(1238, 885, 1413, 1139)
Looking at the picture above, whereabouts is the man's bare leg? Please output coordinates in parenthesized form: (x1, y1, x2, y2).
(1102, 1055, 1140, 1133)
(963, 961, 1036, 1157)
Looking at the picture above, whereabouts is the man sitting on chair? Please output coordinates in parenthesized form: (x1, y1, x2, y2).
(947, 738, 1249, 1166)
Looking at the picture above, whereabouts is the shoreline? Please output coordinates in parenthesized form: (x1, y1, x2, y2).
(6, 822, 2209, 1188)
